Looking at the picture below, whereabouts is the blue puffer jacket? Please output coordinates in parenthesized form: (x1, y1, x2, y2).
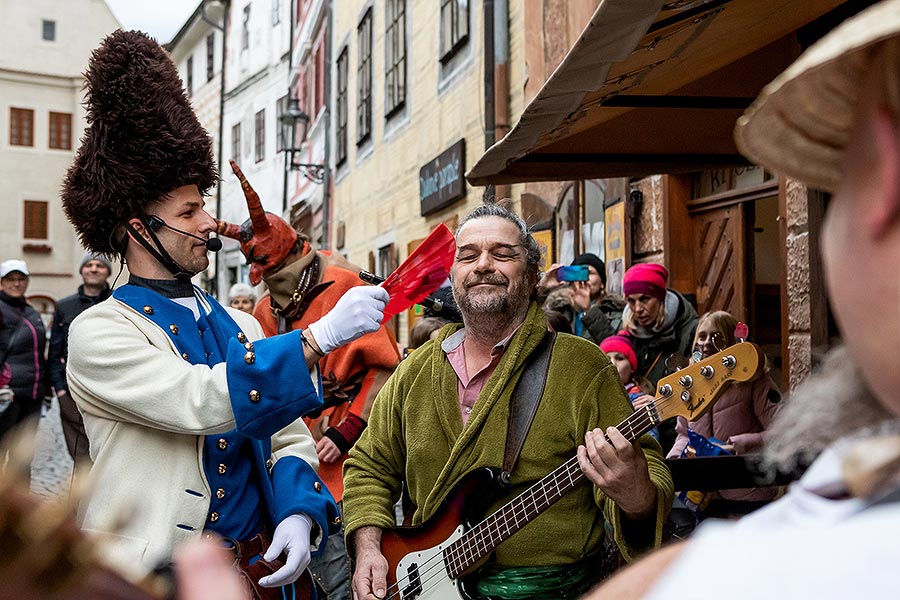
(0, 292, 48, 404)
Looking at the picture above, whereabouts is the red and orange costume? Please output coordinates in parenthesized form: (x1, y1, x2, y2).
(218, 163, 400, 499)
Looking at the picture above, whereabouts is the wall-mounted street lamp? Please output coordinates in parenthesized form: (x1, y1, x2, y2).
(280, 97, 326, 184)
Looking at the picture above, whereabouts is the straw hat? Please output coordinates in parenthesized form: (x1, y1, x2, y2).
(735, 0, 900, 192)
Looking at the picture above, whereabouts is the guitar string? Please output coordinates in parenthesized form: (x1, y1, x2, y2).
(444, 399, 665, 571)
(381, 400, 673, 599)
(383, 352, 751, 596)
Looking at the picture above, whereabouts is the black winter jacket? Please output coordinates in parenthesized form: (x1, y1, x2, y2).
(0, 292, 49, 403)
(48, 284, 111, 392)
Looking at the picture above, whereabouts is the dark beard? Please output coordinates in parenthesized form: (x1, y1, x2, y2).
(763, 345, 895, 472)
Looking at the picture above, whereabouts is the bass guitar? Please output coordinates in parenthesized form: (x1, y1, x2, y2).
(379, 342, 765, 600)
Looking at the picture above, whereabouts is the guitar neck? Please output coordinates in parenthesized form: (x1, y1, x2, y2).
(443, 404, 660, 578)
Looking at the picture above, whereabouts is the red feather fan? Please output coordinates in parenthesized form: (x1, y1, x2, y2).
(378, 223, 456, 323)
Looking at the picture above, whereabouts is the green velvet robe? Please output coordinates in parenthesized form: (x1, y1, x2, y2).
(343, 302, 673, 569)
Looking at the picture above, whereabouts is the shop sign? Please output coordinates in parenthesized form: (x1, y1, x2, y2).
(420, 139, 466, 215)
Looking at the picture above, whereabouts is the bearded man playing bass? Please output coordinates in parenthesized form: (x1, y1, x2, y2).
(343, 203, 673, 600)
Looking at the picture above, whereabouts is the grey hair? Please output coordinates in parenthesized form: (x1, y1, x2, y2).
(762, 345, 894, 472)
(228, 282, 257, 302)
(456, 203, 542, 280)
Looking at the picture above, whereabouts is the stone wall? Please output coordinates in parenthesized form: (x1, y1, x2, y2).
(784, 178, 813, 390)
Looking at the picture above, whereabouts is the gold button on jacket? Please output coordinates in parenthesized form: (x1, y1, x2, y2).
(218, 464, 227, 475)
(216, 488, 225, 500)
(244, 352, 255, 365)
(248, 390, 261, 402)
(217, 438, 228, 451)
(209, 512, 219, 523)
(169, 324, 179, 335)
(143, 306, 154, 315)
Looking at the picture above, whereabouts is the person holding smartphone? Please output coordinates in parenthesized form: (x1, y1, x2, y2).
(540, 253, 625, 344)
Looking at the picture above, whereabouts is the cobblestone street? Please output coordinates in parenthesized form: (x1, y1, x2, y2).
(30, 397, 75, 501)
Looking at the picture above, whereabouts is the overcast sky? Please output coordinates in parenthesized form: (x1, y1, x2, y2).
(104, 0, 200, 44)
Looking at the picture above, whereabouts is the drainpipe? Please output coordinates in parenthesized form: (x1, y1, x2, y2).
(284, 0, 295, 214)
(493, 0, 510, 202)
(483, 0, 495, 159)
(322, 2, 333, 248)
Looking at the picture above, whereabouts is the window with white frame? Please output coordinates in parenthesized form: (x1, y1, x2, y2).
(385, 0, 406, 117)
(232, 123, 241, 162)
(254, 110, 265, 163)
(206, 33, 215, 81)
(272, 0, 281, 25)
(241, 5, 251, 50)
(186, 55, 194, 96)
(357, 8, 373, 144)
(336, 47, 349, 166)
(440, 0, 468, 62)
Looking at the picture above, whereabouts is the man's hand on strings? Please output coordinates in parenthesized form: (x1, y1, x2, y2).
(577, 426, 657, 519)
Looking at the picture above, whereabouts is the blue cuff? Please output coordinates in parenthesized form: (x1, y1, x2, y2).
(226, 330, 323, 439)
(271, 456, 341, 556)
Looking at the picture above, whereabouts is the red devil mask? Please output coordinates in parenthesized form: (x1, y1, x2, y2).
(215, 161, 299, 285)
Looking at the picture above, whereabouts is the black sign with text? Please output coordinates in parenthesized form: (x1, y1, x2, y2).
(419, 139, 466, 216)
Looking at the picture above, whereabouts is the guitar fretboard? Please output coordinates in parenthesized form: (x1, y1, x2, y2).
(441, 402, 660, 578)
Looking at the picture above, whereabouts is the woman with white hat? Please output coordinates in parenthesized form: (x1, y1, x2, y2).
(0, 259, 48, 479)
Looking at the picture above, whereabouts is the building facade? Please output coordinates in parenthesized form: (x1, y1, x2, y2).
(286, 0, 331, 245)
(470, 0, 851, 390)
(329, 0, 526, 345)
(0, 0, 120, 319)
(168, 3, 226, 295)
(216, 0, 293, 298)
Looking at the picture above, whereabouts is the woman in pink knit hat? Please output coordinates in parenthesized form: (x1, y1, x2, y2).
(620, 263, 698, 451)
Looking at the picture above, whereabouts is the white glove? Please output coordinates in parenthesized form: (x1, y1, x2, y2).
(306, 285, 389, 354)
(258, 514, 313, 588)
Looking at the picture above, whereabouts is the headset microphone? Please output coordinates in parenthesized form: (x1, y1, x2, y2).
(147, 215, 222, 252)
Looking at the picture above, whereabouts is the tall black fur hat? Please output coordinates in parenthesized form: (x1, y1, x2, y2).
(62, 30, 217, 255)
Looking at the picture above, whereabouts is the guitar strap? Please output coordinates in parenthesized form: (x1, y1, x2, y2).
(500, 330, 556, 486)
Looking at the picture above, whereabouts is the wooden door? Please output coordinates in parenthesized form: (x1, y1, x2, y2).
(692, 203, 748, 322)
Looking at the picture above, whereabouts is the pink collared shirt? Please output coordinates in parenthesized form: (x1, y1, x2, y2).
(442, 326, 519, 425)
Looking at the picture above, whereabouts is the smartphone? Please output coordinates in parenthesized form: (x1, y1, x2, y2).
(556, 265, 589, 282)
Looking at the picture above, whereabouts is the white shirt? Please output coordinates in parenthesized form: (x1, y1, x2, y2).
(646, 441, 900, 598)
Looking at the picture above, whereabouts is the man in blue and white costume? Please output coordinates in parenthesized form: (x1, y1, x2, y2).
(60, 30, 388, 600)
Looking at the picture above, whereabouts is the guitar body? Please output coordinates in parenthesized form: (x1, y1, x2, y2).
(381, 468, 499, 600)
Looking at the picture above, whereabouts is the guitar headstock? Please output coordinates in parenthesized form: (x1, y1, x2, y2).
(652, 342, 764, 423)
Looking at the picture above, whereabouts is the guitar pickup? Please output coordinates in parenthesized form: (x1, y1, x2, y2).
(402, 562, 423, 599)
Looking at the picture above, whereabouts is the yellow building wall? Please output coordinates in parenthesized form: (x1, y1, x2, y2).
(332, 1, 526, 345)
